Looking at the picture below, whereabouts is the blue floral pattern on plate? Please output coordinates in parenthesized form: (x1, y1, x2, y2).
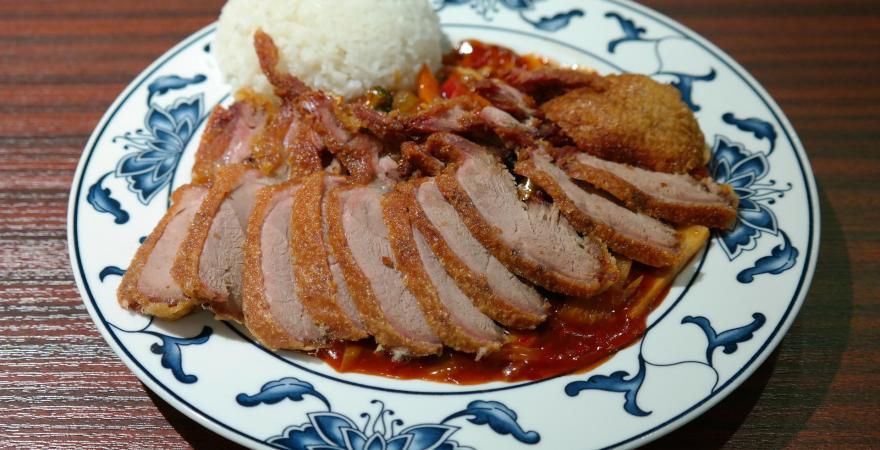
(565, 312, 767, 415)
(86, 73, 207, 224)
(108, 317, 213, 384)
(86, 172, 130, 224)
(238, 378, 540, 449)
(114, 93, 203, 204)
(711, 133, 799, 282)
(434, 0, 585, 31)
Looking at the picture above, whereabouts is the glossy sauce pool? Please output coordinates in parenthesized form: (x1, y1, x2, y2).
(314, 263, 674, 384)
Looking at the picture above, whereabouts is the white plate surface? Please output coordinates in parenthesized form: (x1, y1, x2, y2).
(68, 1, 819, 448)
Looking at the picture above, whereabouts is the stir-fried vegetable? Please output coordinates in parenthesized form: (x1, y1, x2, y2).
(453, 39, 549, 74)
(441, 72, 470, 99)
(363, 86, 393, 112)
(391, 90, 421, 115)
(416, 64, 440, 103)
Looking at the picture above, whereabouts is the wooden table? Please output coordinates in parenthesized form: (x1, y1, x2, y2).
(1, 0, 877, 448)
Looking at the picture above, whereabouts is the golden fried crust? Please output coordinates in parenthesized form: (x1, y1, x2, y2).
(402, 180, 546, 329)
(251, 101, 295, 177)
(516, 158, 682, 267)
(628, 225, 709, 319)
(242, 181, 322, 350)
(383, 187, 506, 355)
(117, 185, 203, 320)
(560, 154, 739, 229)
(326, 184, 442, 357)
(399, 142, 444, 178)
(500, 66, 608, 99)
(285, 114, 325, 179)
(253, 29, 310, 99)
(191, 106, 236, 185)
(541, 74, 708, 173)
(290, 173, 368, 341)
(435, 163, 618, 298)
(191, 93, 275, 185)
(171, 164, 252, 322)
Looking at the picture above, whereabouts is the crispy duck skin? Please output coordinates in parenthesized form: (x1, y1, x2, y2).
(243, 181, 326, 350)
(516, 150, 683, 267)
(117, 185, 207, 320)
(541, 74, 708, 173)
(560, 151, 739, 229)
(471, 77, 537, 119)
(403, 96, 488, 135)
(384, 187, 507, 355)
(326, 183, 442, 358)
(250, 99, 296, 176)
(284, 103, 327, 178)
(290, 172, 368, 340)
(257, 31, 386, 183)
(405, 179, 547, 329)
(297, 91, 386, 184)
(191, 105, 236, 185)
(250, 98, 324, 179)
(401, 95, 539, 151)
(500, 66, 607, 101)
(428, 133, 619, 298)
(346, 102, 408, 144)
(398, 141, 444, 178)
(253, 28, 310, 100)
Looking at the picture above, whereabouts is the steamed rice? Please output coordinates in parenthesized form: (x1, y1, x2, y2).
(214, 0, 445, 98)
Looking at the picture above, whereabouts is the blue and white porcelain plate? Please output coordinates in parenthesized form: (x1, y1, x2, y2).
(68, 1, 819, 448)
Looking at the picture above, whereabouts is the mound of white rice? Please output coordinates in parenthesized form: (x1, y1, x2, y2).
(214, 0, 445, 98)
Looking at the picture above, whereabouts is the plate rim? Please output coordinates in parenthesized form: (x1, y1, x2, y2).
(66, 2, 821, 448)
(65, 24, 274, 449)
(593, 0, 820, 447)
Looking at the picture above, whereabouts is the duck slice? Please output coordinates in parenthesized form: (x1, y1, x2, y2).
(248, 98, 323, 180)
(560, 152, 739, 229)
(283, 101, 326, 178)
(471, 78, 536, 119)
(242, 181, 326, 350)
(398, 141, 444, 178)
(290, 172, 368, 341)
(117, 184, 207, 319)
(384, 186, 507, 356)
(191, 95, 271, 184)
(297, 90, 392, 184)
(172, 165, 273, 321)
(326, 182, 442, 358)
(409, 179, 547, 329)
(516, 149, 684, 267)
(499, 66, 606, 101)
(428, 133, 618, 298)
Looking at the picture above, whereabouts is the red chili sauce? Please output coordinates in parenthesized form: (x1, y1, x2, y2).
(315, 264, 672, 384)
(437, 39, 549, 100)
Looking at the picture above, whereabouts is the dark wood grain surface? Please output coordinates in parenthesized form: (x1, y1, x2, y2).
(1, 1, 877, 448)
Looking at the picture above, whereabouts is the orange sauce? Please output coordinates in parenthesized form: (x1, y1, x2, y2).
(450, 39, 547, 75)
(315, 264, 670, 384)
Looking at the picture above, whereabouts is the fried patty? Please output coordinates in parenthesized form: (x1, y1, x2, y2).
(541, 74, 708, 173)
